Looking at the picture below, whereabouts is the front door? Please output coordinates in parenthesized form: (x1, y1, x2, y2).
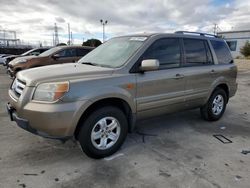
(181, 38, 216, 107)
(53, 48, 78, 64)
(136, 38, 187, 118)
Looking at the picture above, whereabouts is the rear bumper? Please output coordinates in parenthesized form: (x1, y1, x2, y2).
(6, 103, 72, 141)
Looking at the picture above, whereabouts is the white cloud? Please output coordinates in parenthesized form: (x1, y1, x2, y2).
(0, 0, 249, 46)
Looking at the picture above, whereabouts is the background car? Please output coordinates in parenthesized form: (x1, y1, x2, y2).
(8, 46, 94, 76)
(3, 47, 50, 67)
(0, 54, 13, 65)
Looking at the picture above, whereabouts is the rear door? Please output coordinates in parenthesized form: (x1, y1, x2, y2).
(182, 38, 216, 107)
(136, 38, 187, 118)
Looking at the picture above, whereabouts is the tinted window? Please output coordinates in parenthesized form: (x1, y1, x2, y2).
(143, 38, 181, 68)
(226, 41, 237, 51)
(184, 39, 211, 66)
(58, 48, 77, 57)
(77, 48, 91, 56)
(40, 49, 48, 53)
(211, 40, 233, 64)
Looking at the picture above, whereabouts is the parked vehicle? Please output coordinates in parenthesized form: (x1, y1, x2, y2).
(3, 48, 50, 67)
(8, 46, 93, 77)
(7, 32, 237, 158)
(0, 54, 13, 65)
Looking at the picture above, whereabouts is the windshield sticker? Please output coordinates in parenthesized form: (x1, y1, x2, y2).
(129, 37, 147, 41)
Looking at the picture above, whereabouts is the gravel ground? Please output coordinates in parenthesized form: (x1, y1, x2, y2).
(0, 60, 250, 188)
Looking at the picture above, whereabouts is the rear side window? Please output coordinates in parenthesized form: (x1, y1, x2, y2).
(183, 39, 212, 66)
(226, 41, 237, 51)
(211, 40, 233, 64)
(77, 48, 91, 57)
(143, 38, 181, 69)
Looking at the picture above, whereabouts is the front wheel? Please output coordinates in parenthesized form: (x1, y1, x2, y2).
(77, 106, 128, 159)
(200, 88, 227, 121)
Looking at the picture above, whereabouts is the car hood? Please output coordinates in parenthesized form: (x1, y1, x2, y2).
(6, 55, 19, 59)
(17, 63, 114, 86)
(9, 55, 37, 66)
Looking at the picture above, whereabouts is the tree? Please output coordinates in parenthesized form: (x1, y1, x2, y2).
(240, 41, 250, 57)
(82, 39, 102, 47)
(56, 43, 67, 46)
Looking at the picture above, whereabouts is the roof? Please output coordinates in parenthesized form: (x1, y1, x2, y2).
(118, 32, 221, 40)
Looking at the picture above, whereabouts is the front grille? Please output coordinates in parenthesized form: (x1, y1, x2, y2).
(11, 78, 26, 97)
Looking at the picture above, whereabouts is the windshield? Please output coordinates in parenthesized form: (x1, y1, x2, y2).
(39, 47, 62, 57)
(22, 49, 37, 56)
(78, 36, 147, 68)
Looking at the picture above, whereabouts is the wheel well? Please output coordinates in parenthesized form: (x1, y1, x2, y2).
(15, 67, 22, 72)
(216, 84, 229, 101)
(74, 98, 133, 139)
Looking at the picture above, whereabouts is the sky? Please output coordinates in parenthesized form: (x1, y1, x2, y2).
(0, 0, 250, 46)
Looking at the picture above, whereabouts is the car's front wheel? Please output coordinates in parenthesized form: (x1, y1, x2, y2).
(77, 106, 128, 159)
(200, 88, 227, 121)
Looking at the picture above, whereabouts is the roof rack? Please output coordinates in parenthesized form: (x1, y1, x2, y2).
(175, 31, 218, 38)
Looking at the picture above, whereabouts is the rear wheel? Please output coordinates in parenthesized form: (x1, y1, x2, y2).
(200, 88, 227, 121)
(77, 106, 128, 159)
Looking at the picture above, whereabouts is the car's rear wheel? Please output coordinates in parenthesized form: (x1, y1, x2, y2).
(200, 88, 227, 121)
(77, 106, 128, 159)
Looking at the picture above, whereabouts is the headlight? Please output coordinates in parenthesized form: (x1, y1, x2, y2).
(33, 82, 69, 102)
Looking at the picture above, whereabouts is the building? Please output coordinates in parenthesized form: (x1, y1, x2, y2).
(217, 30, 250, 58)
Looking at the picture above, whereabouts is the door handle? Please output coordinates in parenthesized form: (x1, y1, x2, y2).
(174, 73, 185, 79)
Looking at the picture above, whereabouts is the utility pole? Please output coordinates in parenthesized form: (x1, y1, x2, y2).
(52, 33, 55, 46)
(54, 23, 59, 45)
(68, 23, 71, 45)
(3, 30, 5, 46)
(13, 31, 17, 46)
(70, 31, 73, 45)
(100, 19, 108, 43)
(213, 23, 218, 35)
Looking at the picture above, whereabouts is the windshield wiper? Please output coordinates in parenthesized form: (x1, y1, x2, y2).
(81, 62, 114, 68)
(81, 62, 98, 66)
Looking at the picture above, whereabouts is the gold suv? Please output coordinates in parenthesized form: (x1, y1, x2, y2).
(7, 32, 237, 158)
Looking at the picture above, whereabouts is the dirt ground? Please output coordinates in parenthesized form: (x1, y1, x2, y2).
(0, 60, 249, 188)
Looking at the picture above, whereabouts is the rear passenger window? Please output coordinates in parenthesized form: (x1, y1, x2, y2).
(143, 38, 181, 68)
(183, 39, 212, 66)
(211, 40, 233, 64)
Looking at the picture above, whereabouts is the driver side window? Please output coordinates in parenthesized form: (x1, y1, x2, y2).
(57, 49, 77, 57)
(143, 38, 181, 69)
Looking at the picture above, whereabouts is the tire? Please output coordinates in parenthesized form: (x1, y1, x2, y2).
(200, 88, 227, 121)
(77, 106, 128, 159)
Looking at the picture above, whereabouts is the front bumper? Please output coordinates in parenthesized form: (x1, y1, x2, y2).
(6, 102, 72, 141)
(7, 67, 15, 78)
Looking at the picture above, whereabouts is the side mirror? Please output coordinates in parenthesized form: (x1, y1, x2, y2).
(52, 54, 60, 60)
(140, 59, 159, 72)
